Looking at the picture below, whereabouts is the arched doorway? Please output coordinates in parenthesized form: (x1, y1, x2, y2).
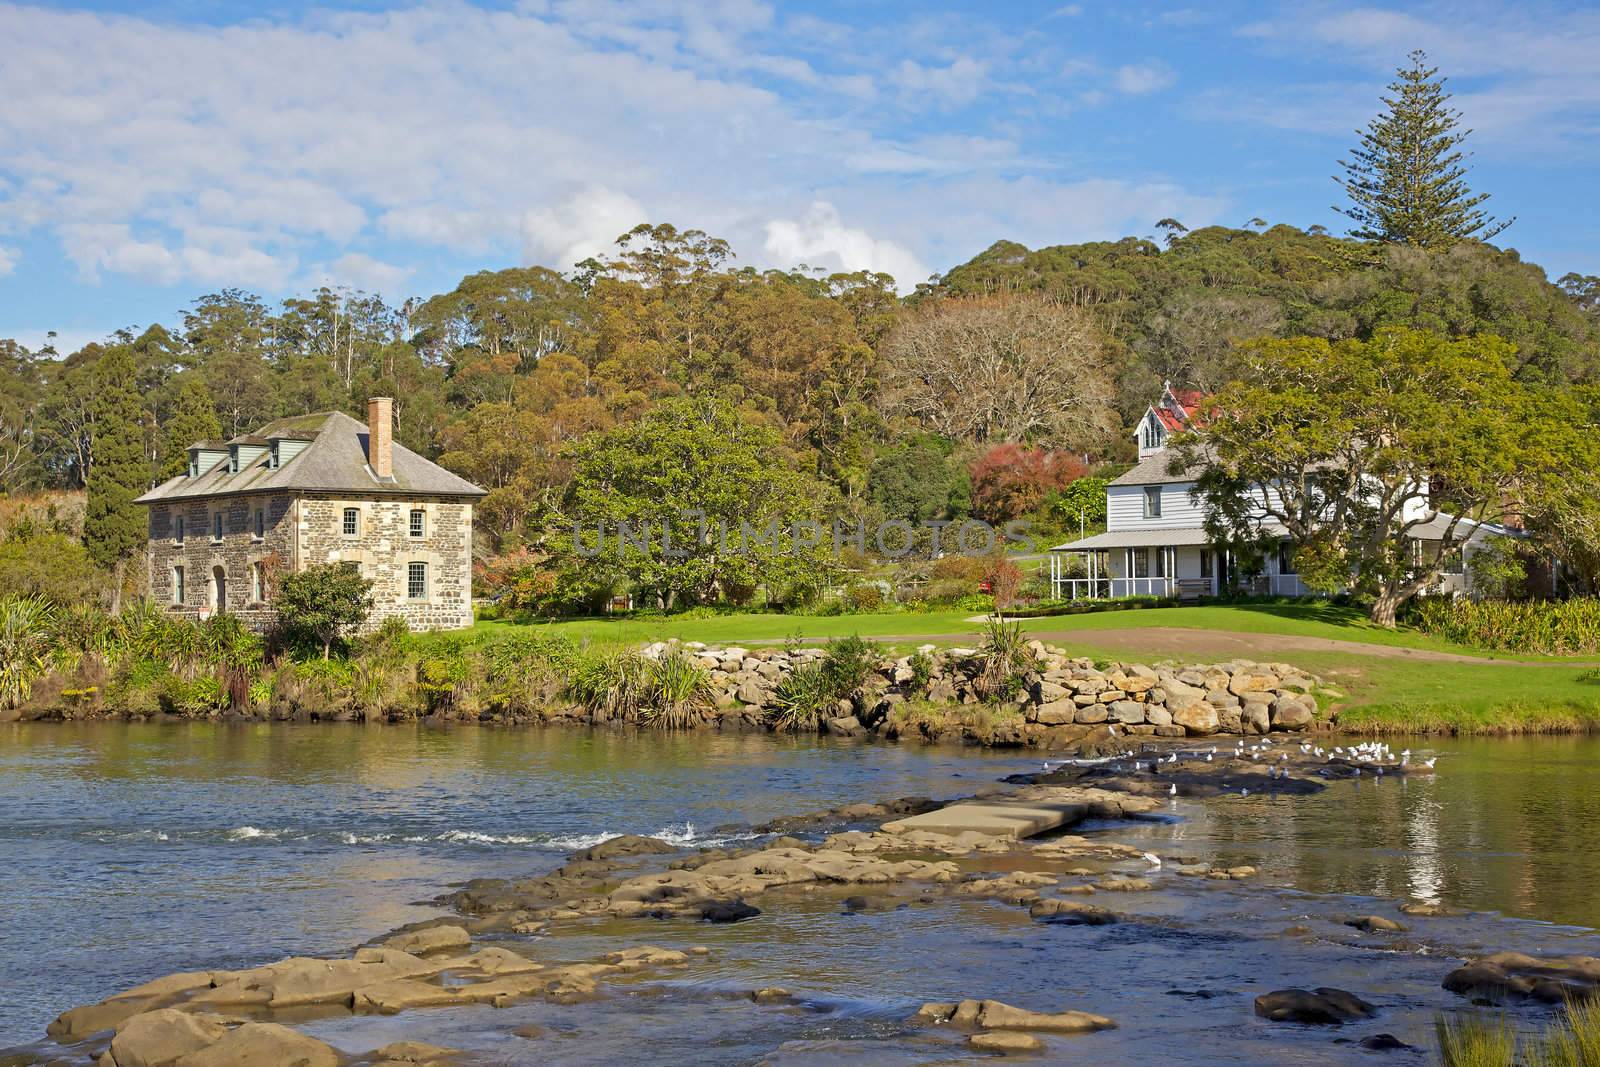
(212, 566, 227, 613)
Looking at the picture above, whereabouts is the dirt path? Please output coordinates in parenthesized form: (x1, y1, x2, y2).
(767, 626, 1591, 666)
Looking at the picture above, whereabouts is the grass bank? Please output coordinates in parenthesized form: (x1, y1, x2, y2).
(464, 602, 1600, 735)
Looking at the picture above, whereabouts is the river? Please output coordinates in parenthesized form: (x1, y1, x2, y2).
(3, 722, 1598, 1063)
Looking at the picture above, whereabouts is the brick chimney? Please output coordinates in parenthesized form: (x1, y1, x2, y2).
(367, 397, 393, 480)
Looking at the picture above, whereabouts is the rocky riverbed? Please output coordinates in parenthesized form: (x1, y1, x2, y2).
(7, 733, 1593, 1066)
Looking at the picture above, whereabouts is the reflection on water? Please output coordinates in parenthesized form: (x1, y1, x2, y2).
(3, 723, 1600, 1062)
(1170, 735, 1600, 928)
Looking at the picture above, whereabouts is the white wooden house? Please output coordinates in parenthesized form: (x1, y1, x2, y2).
(1048, 383, 1515, 600)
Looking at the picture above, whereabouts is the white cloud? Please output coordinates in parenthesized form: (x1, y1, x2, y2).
(521, 186, 650, 270)
(305, 253, 416, 297)
(763, 202, 930, 289)
(0, 0, 1225, 305)
(0, 245, 15, 276)
(1114, 61, 1176, 95)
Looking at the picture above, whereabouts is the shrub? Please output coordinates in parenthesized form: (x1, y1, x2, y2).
(641, 651, 713, 729)
(478, 632, 577, 717)
(567, 649, 650, 722)
(974, 617, 1030, 702)
(842, 584, 886, 613)
(769, 636, 881, 732)
(969, 443, 1088, 522)
(1409, 596, 1600, 655)
(275, 563, 373, 660)
(0, 595, 56, 710)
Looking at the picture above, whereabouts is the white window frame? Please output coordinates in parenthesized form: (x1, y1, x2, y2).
(409, 509, 426, 538)
(1143, 486, 1162, 519)
(250, 561, 265, 604)
(406, 561, 428, 601)
(342, 507, 360, 537)
(172, 565, 185, 605)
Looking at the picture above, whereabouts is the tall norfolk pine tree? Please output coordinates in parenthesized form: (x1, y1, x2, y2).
(84, 346, 149, 610)
(1336, 50, 1512, 248)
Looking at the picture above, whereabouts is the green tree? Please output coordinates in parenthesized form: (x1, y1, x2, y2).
(867, 434, 968, 524)
(276, 562, 374, 659)
(158, 376, 222, 481)
(1335, 50, 1511, 248)
(1177, 328, 1571, 626)
(0, 530, 101, 605)
(84, 346, 149, 610)
(557, 397, 834, 608)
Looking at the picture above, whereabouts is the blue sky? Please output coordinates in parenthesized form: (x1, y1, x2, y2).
(2, 0, 1597, 354)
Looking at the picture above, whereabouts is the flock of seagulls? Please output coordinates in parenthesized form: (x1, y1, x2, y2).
(1039, 732, 1439, 803)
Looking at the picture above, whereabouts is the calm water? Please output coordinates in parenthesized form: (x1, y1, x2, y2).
(3, 723, 1599, 1063)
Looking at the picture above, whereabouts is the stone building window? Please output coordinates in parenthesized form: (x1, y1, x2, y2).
(407, 561, 428, 600)
(250, 562, 266, 604)
(172, 565, 185, 605)
(174, 516, 185, 545)
(409, 509, 426, 538)
(212, 512, 224, 542)
(343, 508, 360, 536)
(253, 508, 265, 541)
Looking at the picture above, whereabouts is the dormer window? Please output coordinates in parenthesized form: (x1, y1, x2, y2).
(228, 448, 240, 474)
(269, 442, 279, 469)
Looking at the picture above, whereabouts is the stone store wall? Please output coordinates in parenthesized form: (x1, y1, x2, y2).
(298, 493, 474, 632)
(146, 494, 294, 629)
(641, 640, 1325, 743)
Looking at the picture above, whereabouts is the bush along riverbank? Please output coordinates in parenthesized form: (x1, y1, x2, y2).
(4, 606, 1336, 746)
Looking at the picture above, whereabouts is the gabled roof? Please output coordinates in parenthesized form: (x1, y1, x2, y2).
(136, 410, 485, 503)
(1110, 447, 1209, 486)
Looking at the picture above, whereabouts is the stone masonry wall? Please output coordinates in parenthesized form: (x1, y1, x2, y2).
(147, 494, 294, 630)
(297, 493, 474, 632)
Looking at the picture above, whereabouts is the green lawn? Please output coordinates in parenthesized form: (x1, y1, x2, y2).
(458, 601, 1600, 734)
(468, 601, 1569, 660)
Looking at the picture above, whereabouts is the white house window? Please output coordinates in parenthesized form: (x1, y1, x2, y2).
(407, 561, 428, 600)
(212, 512, 224, 542)
(342, 508, 360, 536)
(1200, 549, 1213, 579)
(1131, 548, 1150, 579)
(253, 508, 265, 540)
(1278, 541, 1297, 575)
(409, 509, 426, 538)
(1143, 486, 1162, 519)
(174, 516, 185, 545)
(250, 561, 265, 603)
(172, 566, 185, 605)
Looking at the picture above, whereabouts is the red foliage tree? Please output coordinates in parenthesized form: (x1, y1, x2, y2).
(968, 444, 1088, 522)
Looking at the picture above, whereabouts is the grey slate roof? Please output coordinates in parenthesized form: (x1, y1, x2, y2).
(1109, 448, 1208, 486)
(136, 410, 485, 503)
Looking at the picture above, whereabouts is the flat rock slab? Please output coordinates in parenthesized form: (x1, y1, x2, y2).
(882, 799, 1088, 840)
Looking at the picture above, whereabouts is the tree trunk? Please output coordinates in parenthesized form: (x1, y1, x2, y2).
(111, 559, 125, 615)
(322, 638, 331, 661)
(1369, 589, 1401, 628)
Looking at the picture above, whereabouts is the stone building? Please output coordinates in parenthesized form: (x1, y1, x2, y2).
(136, 398, 485, 632)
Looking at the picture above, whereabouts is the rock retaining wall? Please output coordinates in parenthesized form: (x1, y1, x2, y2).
(644, 639, 1325, 742)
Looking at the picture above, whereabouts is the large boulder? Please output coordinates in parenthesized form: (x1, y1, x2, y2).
(1074, 704, 1109, 725)
(171, 1022, 340, 1067)
(1108, 700, 1146, 725)
(1229, 672, 1281, 696)
(1254, 988, 1375, 1024)
(1031, 700, 1076, 726)
(110, 1009, 231, 1067)
(571, 835, 678, 862)
(915, 999, 1114, 1033)
(382, 925, 470, 955)
(1271, 699, 1314, 731)
(1171, 701, 1219, 736)
(1442, 953, 1600, 1004)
